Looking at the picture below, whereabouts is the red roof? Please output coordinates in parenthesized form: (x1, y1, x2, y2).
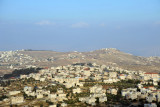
(145, 72, 158, 74)
(84, 68, 90, 70)
(149, 86, 154, 87)
(143, 86, 154, 89)
(10, 77, 16, 79)
(44, 67, 49, 69)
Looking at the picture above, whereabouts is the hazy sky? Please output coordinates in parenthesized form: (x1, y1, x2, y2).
(0, 0, 160, 56)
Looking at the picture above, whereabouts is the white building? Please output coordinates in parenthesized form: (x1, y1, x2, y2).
(10, 96, 24, 104)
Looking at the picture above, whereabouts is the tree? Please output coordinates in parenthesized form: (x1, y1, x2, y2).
(0, 95, 8, 101)
(95, 97, 100, 105)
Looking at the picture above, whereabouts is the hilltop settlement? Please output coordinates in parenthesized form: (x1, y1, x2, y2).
(0, 63, 160, 107)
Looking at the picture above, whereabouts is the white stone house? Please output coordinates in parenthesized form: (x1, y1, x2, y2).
(79, 97, 86, 102)
(125, 92, 139, 100)
(79, 85, 107, 104)
(144, 72, 159, 81)
(109, 72, 117, 79)
(144, 103, 157, 107)
(99, 97, 107, 103)
(146, 95, 156, 103)
(139, 93, 148, 99)
(73, 88, 81, 94)
(9, 91, 21, 96)
(56, 88, 67, 101)
(49, 105, 57, 107)
(20, 75, 27, 79)
(24, 86, 32, 92)
(10, 96, 24, 104)
(57, 88, 64, 94)
(90, 85, 106, 94)
(40, 78, 45, 82)
(137, 84, 143, 89)
(61, 103, 67, 107)
(48, 93, 57, 99)
(121, 88, 137, 97)
(27, 92, 36, 97)
(119, 74, 126, 80)
(36, 89, 44, 99)
(85, 97, 96, 106)
(57, 93, 67, 101)
(107, 88, 118, 95)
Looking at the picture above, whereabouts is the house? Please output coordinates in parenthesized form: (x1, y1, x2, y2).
(144, 103, 157, 107)
(20, 75, 27, 79)
(94, 74, 102, 80)
(56, 88, 67, 101)
(146, 86, 156, 91)
(79, 97, 86, 102)
(121, 89, 129, 97)
(24, 86, 32, 92)
(83, 70, 91, 77)
(137, 84, 143, 89)
(57, 88, 64, 94)
(90, 85, 106, 94)
(10, 96, 24, 104)
(27, 92, 35, 97)
(40, 78, 45, 82)
(156, 93, 160, 102)
(9, 91, 21, 96)
(90, 93, 106, 98)
(61, 103, 67, 107)
(36, 94, 43, 99)
(99, 97, 107, 102)
(109, 72, 117, 79)
(146, 95, 156, 103)
(153, 81, 158, 86)
(73, 88, 81, 94)
(139, 93, 148, 99)
(144, 72, 159, 81)
(48, 94, 57, 99)
(126, 74, 134, 79)
(85, 97, 96, 105)
(0, 87, 3, 91)
(57, 93, 67, 101)
(64, 83, 73, 88)
(79, 84, 107, 105)
(36, 90, 43, 99)
(107, 88, 118, 95)
(119, 74, 126, 80)
(121, 88, 137, 97)
(126, 92, 138, 100)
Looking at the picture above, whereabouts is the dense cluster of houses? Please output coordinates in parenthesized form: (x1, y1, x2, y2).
(0, 50, 35, 69)
(79, 85, 107, 106)
(0, 63, 160, 106)
(121, 84, 160, 102)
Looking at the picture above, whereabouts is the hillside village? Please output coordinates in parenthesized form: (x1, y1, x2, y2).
(1, 49, 160, 77)
(0, 63, 160, 107)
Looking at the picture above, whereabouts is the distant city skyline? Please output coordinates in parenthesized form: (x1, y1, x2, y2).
(0, 0, 160, 56)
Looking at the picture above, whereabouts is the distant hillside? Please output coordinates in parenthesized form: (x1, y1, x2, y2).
(0, 48, 160, 75)
(20, 48, 160, 72)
